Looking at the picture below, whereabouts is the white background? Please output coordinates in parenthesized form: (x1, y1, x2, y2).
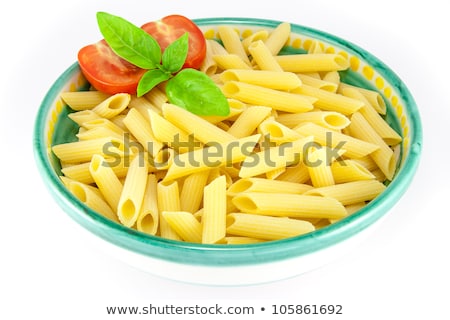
(1, 0, 449, 319)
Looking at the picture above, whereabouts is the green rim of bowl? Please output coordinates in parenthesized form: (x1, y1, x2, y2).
(33, 17, 422, 266)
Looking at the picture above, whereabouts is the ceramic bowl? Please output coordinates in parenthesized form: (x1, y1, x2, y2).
(33, 17, 422, 285)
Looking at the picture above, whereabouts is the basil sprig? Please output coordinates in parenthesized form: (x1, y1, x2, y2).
(96, 12, 230, 116)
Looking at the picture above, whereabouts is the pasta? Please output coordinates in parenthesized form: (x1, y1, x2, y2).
(226, 213, 315, 240)
(202, 175, 227, 244)
(51, 19, 402, 245)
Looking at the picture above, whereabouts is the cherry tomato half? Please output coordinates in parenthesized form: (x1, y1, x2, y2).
(77, 40, 146, 94)
(141, 14, 207, 69)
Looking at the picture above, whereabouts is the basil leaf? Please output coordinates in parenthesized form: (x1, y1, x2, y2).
(162, 33, 189, 73)
(97, 12, 161, 69)
(137, 69, 171, 97)
(166, 69, 230, 116)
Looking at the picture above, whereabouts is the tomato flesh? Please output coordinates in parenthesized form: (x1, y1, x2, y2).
(141, 15, 206, 69)
(77, 40, 146, 94)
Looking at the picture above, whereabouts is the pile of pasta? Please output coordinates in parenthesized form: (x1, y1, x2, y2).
(53, 22, 402, 244)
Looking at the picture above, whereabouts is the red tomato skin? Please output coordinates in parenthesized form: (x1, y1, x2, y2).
(77, 40, 146, 94)
(141, 15, 206, 69)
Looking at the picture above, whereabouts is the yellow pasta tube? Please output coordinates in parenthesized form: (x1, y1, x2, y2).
(117, 155, 148, 227)
(276, 162, 310, 184)
(339, 82, 386, 115)
(76, 126, 123, 141)
(218, 26, 251, 66)
(264, 22, 291, 55)
(200, 40, 218, 75)
(248, 40, 283, 71)
(147, 108, 195, 152)
(52, 137, 130, 163)
(221, 69, 301, 91)
(296, 73, 338, 92)
(180, 170, 210, 213)
(162, 103, 236, 145)
(162, 211, 202, 243)
(258, 118, 303, 145)
(89, 154, 123, 211)
(136, 174, 159, 235)
(61, 157, 130, 185)
(276, 111, 350, 130)
(61, 91, 111, 111)
(143, 86, 168, 109)
(122, 107, 163, 157)
(241, 29, 269, 54)
(68, 110, 101, 126)
(239, 136, 313, 178)
(157, 181, 182, 240)
(331, 159, 375, 183)
(349, 112, 396, 180)
(222, 81, 315, 113)
(227, 106, 272, 138)
(227, 177, 313, 196)
(293, 85, 363, 115)
(67, 180, 117, 222)
(82, 118, 126, 136)
(128, 95, 161, 121)
(202, 175, 227, 244)
(163, 134, 260, 181)
(212, 54, 253, 70)
(232, 192, 347, 219)
(226, 213, 314, 240)
(306, 147, 336, 188)
(294, 122, 379, 158)
(341, 87, 402, 145)
(275, 53, 350, 73)
(92, 93, 130, 119)
(304, 180, 386, 205)
(223, 237, 265, 244)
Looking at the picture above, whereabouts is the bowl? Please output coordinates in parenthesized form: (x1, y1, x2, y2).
(33, 17, 422, 285)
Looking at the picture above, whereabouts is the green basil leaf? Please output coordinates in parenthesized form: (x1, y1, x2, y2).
(97, 12, 161, 69)
(166, 69, 230, 116)
(137, 69, 171, 97)
(162, 33, 189, 73)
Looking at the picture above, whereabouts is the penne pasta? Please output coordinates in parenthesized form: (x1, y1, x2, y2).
(89, 154, 123, 211)
(61, 91, 111, 111)
(222, 81, 315, 113)
(66, 180, 117, 222)
(221, 69, 301, 91)
(162, 103, 235, 145)
(163, 134, 260, 181)
(92, 93, 130, 119)
(162, 211, 202, 243)
(218, 25, 251, 66)
(304, 180, 386, 205)
(157, 180, 182, 240)
(293, 85, 364, 115)
(226, 213, 315, 240)
(264, 21, 291, 55)
(202, 175, 227, 244)
(341, 87, 402, 145)
(226, 106, 272, 138)
(348, 112, 397, 180)
(227, 177, 313, 196)
(212, 54, 253, 70)
(294, 122, 379, 158)
(248, 40, 283, 71)
(180, 170, 210, 213)
(276, 111, 350, 130)
(275, 53, 350, 73)
(117, 154, 148, 227)
(136, 174, 159, 235)
(232, 192, 347, 219)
